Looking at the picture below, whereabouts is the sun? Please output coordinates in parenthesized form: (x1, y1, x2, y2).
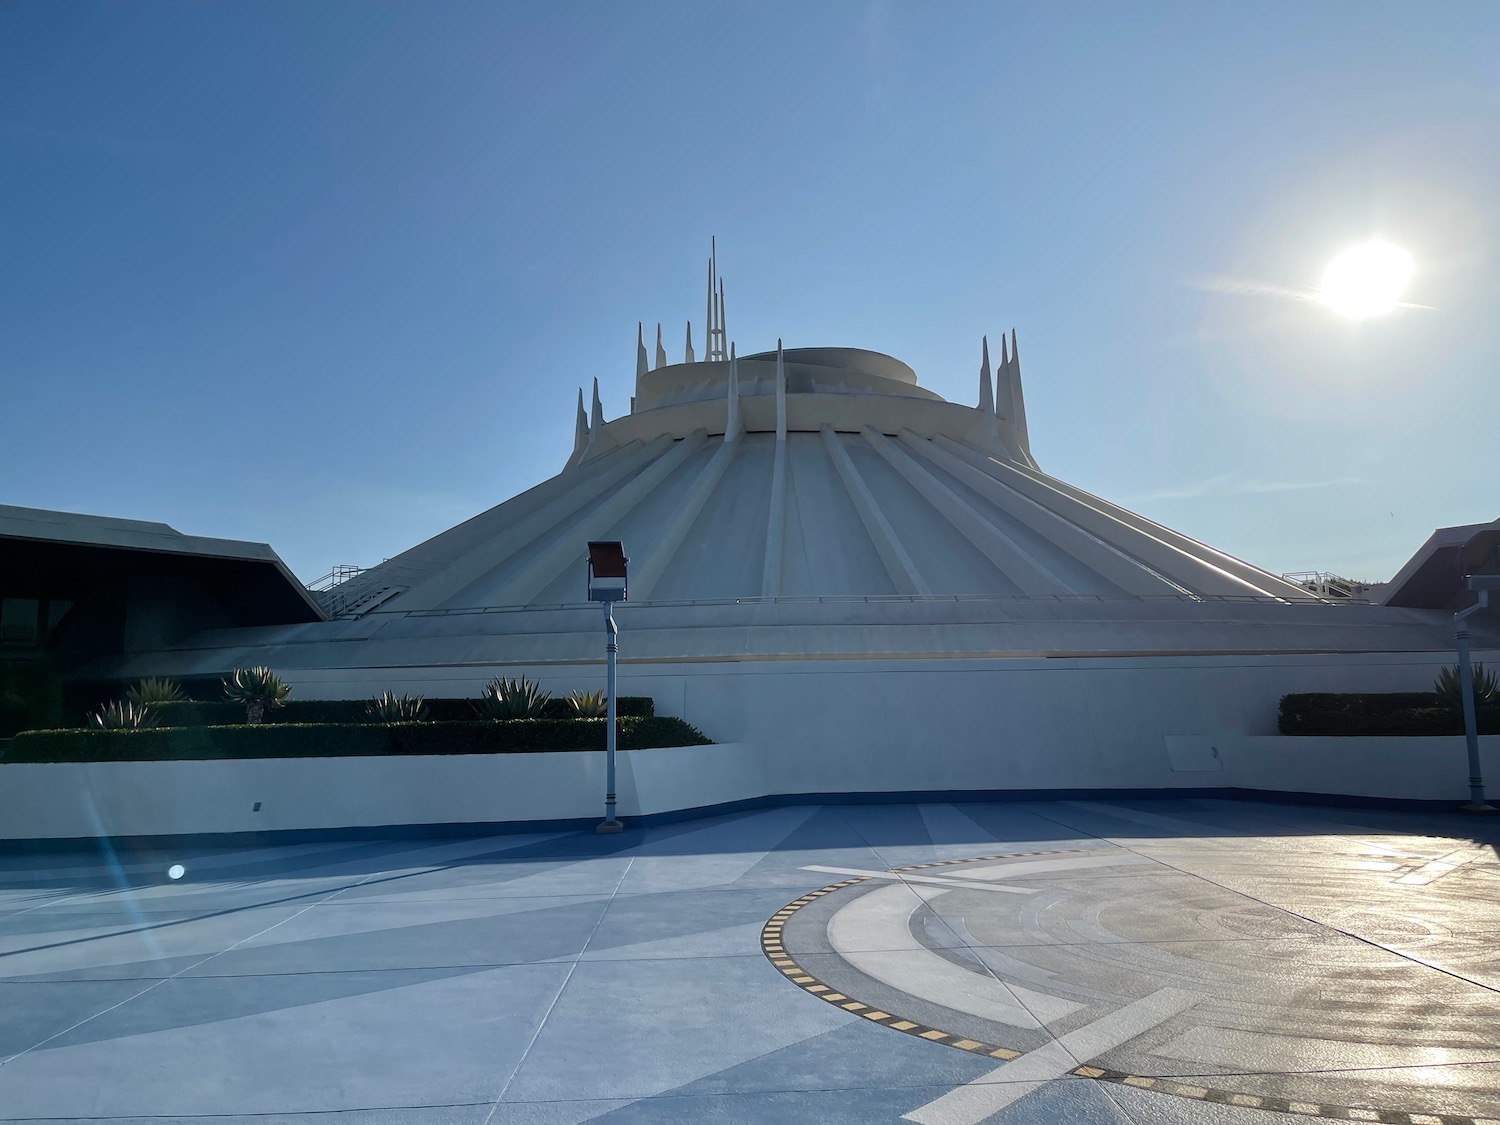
(1318, 240, 1414, 319)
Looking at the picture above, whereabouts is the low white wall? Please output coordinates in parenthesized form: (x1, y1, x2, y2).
(1221, 734, 1500, 803)
(280, 648, 1497, 797)
(0, 744, 761, 841)
(3, 731, 1497, 841)
(7, 648, 1498, 840)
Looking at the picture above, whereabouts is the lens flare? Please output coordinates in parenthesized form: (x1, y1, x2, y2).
(1318, 241, 1413, 319)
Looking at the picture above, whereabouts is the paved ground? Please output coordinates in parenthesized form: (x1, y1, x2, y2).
(1, 799, 1498, 1125)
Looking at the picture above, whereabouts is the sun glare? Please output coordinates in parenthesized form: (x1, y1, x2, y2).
(1318, 240, 1413, 319)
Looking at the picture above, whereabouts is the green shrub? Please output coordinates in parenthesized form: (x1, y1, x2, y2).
(5, 716, 712, 763)
(47, 695, 656, 730)
(1279, 692, 1500, 736)
(476, 676, 551, 719)
(87, 700, 157, 729)
(126, 677, 187, 706)
(366, 692, 428, 722)
(222, 667, 291, 725)
(565, 689, 608, 717)
(1434, 664, 1500, 709)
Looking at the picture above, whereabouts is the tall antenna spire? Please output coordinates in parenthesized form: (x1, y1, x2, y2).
(706, 249, 715, 362)
(705, 237, 728, 361)
(684, 320, 695, 364)
(655, 323, 667, 370)
(635, 323, 649, 384)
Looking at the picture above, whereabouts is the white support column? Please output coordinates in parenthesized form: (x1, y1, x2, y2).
(900, 429, 1175, 595)
(934, 434, 1311, 599)
(861, 426, 1068, 595)
(820, 425, 927, 595)
(725, 343, 741, 441)
(630, 438, 741, 600)
(487, 430, 711, 606)
(762, 341, 788, 597)
(399, 436, 673, 609)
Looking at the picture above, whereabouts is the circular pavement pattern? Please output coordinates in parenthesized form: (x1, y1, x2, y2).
(763, 849, 1500, 1123)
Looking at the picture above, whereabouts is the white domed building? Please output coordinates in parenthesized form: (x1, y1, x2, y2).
(57, 255, 1499, 808)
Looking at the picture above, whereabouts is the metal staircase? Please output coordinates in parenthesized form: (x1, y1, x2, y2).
(1281, 571, 1374, 601)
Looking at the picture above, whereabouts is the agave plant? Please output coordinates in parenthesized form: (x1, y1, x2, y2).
(88, 700, 157, 729)
(222, 666, 291, 725)
(475, 676, 551, 720)
(125, 677, 187, 706)
(565, 689, 607, 718)
(366, 691, 429, 723)
(1435, 663, 1500, 709)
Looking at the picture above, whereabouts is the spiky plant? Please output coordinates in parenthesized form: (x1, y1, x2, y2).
(88, 700, 157, 729)
(125, 677, 187, 706)
(366, 691, 429, 723)
(222, 666, 291, 725)
(565, 689, 607, 718)
(1435, 663, 1500, 709)
(475, 676, 551, 720)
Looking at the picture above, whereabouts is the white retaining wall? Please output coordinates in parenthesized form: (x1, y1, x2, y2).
(4, 648, 1497, 840)
(2, 733, 1497, 841)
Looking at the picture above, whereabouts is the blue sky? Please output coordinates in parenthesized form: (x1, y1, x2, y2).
(3, 1, 1498, 583)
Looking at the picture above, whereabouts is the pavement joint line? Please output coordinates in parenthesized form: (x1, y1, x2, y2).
(761, 851, 1494, 1125)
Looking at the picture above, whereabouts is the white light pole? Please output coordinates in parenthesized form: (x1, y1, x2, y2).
(1455, 574, 1499, 813)
(587, 541, 628, 833)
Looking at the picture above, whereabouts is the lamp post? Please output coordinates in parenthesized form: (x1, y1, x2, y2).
(1455, 574, 1499, 813)
(587, 541, 628, 833)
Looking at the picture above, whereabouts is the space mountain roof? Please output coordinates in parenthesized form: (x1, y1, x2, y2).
(322, 330, 1317, 616)
(84, 252, 1487, 685)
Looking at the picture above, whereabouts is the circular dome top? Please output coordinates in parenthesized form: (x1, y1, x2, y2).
(736, 347, 917, 385)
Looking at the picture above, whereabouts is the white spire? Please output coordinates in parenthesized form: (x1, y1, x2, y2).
(979, 335, 995, 415)
(997, 333, 1011, 421)
(573, 387, 589, 455)
(655, 323, 667, 370)
(684, 320, 695, 364)
(775, 337, 787, 441)
(725, 342, 740, 441)
(635, 322, 648, 384)
(590, 377, 605, 432)
(1009, 327, 1033, 464)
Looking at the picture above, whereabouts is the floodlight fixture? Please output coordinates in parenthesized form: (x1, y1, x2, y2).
(1466, 574, 1500, 592)
(587, 541, 628, 603)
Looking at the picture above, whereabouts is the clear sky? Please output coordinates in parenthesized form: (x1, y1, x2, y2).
(3, 1, 1498, 584)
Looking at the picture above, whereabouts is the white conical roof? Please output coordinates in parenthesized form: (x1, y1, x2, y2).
(347, 344, 1316, 613)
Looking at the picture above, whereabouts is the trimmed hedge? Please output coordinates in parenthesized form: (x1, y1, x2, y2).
(1279, 693, 1500, 736)
(4, 717, 710, 763)
(139, 695, 655, 728)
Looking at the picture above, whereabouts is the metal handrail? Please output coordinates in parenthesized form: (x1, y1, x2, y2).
(354, 589, 1374, 621)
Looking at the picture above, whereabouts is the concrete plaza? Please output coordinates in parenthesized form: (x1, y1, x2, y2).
(1, 798, 1497, 1124)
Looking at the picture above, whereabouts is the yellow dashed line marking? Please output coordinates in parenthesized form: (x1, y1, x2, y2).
(760, 850, 1484, 1125)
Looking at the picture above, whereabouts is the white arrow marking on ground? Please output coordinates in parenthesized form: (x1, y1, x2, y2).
(826, 884, 1081, 1028)
(902, 987, 1200, 1125)
(799, 865, 1041, 895)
